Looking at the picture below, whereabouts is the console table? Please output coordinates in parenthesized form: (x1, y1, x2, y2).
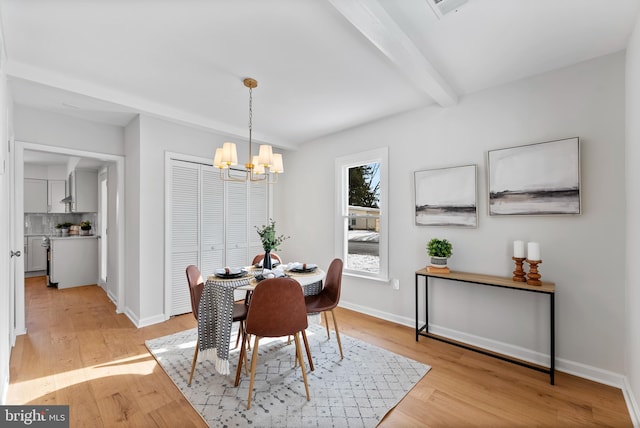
(415, 268, 556, 384)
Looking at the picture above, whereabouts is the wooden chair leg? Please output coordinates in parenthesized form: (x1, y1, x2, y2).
(330, 309, 344, 359)
(234, 321, 243, 349)
(241, 328, 249, 375)
(247, 336, 261, 410)
(323, 311, 330, 339)
(188, 338, 199, 386)
(301, 330, 314, 371)
(234, 331, 248, 387)
(293, 332, 310, 401)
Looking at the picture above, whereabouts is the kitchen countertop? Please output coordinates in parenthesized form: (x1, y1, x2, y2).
(50, 235, 98, 240)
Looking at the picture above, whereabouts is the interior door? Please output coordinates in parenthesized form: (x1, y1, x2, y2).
(10, 141, 26, 337)
(98, 170, 108, 289)
(169, 161, 200, 316)
(201, 165, 224, 277)
(225, 180, 248, 267)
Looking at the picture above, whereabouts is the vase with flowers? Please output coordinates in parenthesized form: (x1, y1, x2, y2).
(255, 219, 289, 269)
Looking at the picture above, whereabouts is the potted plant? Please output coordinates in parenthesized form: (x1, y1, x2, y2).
(58, 222, 73, 236)
(80, 221, 92, 236)
(255, 219, 289, 269)
(427, 238, 453, 267)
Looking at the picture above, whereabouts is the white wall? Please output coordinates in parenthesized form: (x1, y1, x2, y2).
(124, 116, 141, 321)
(0, 52, 13, 405)
(280, 52, 627, 383)
(14, 106, 125, 155)
(625, 11, 640, 425)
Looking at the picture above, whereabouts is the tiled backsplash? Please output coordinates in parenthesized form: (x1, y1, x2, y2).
(25, 213, 97, 236)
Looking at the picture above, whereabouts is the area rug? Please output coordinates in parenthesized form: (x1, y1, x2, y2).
(146, 322, 430, 428)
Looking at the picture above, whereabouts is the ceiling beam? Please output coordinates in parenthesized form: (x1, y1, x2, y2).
(328, 0, 458, 107)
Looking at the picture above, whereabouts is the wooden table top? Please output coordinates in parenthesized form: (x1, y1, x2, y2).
(416, 268, 555, 293)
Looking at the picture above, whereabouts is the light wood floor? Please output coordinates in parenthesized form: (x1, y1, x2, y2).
(8, 276, 632, 427)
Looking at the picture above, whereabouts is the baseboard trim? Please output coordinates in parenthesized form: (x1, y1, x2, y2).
(623, 377, 640, 428)
(339, 300, 626, 388)
(123, 308, 140, 327)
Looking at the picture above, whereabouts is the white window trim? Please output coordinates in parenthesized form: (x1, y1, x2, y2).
(334, 147, 389, 282)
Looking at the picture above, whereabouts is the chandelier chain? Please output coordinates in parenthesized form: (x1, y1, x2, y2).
(248, 86, 253, 140)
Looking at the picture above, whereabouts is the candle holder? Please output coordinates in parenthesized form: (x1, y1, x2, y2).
(525, 259, 542, 286)
(512, 257, 526, 282)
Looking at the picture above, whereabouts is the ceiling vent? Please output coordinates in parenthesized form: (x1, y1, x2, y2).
(430, 0, 469, 17)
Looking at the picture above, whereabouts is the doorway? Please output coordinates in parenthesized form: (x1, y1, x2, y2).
(11, 141, 126, 335)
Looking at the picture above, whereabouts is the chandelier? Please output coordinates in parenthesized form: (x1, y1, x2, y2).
(213, 78, 284, 183)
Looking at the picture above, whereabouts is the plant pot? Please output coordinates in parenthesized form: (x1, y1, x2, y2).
(430, 256, 448, 268)
(61, 228, 69, 237)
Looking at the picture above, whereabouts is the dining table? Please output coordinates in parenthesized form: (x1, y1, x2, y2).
(197, 265, 326, 375)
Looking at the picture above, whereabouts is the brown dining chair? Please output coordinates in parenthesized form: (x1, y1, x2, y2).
(251, 252, 283, 266)
(305, 258, 344, 359)
(234, 277, 311, 409)
(186, 264, 248, 386)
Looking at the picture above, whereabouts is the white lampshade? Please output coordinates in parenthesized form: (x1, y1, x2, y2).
(213, 148, 226, 169)
(221, 142, 238, 165)
(271, 153, 284, 174)
(252, 156, 265, 174)
(257, 144, 273, 166)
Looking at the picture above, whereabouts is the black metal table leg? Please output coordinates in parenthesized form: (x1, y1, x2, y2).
(425, 276, 429, 334)
(550, 292, 555, 385)
(415, 273, 419, 341)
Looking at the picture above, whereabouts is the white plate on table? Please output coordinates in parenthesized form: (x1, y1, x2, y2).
(214, 268, 248, 279)
(288, 263, 318, 273)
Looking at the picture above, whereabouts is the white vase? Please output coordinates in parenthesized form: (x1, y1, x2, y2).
(430, 256, 448, 267)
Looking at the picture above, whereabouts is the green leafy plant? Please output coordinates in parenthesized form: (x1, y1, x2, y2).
(256, 219, 289, 252)
(427, 238, 453, 258)
(80, 221, 92, 230)
(61, 222, 73, 229)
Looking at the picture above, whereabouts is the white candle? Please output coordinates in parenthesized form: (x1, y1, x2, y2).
(513, 240, 525, 258)
(527, 242, 541, 261)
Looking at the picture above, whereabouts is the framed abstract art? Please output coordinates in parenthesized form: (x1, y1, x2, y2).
(488, 137, 581, 216)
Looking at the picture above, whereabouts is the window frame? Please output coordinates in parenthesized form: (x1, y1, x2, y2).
(334, 147, 389, 282)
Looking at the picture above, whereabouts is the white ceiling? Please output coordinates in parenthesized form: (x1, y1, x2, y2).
(2, 0, 639, 151)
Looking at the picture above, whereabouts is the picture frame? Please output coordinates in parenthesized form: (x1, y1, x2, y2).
(414, 164, 477, 227)
(487, 137, 581, 216)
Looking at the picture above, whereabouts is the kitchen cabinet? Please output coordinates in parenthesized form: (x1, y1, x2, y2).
(24, 179, 48, 213)
(48, 179, 67, 213)
(26, 236, 47, 272)
(68, 170, 98, 212)
(50, 236, 98, 288)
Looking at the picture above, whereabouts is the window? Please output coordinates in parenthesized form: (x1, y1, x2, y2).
(335, 147, 388, 281)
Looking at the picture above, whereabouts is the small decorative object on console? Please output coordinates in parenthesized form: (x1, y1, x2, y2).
(512, 240, 526, 282)
(426, 238, 453, 268)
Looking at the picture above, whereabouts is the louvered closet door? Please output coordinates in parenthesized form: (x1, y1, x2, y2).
(201, 166, 224, 277)
(225, 180, 248, 267)
(249, 181, 268, 261)
(170, 161, 200, 316)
